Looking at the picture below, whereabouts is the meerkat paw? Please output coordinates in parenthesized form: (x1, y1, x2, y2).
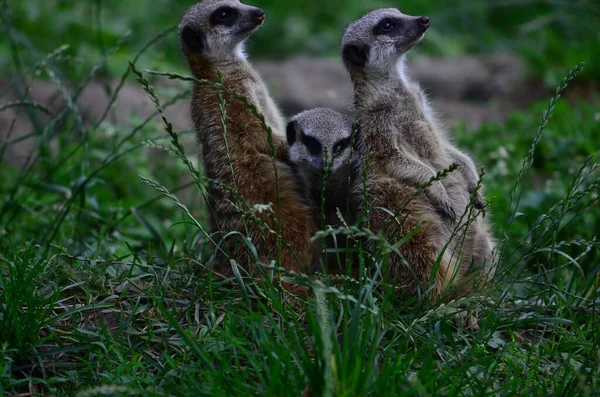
(465, 179, 486, 216)
(474, 192, 486, 213)
(468, 186, 486, 216)
(428, 183, 457, 224)
(429, 193, 457, 224)
(439, 200, 457, 224)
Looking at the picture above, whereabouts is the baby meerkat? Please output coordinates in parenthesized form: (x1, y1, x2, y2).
(341, 8, 495, 299)
(287, 108, 358, 271)
(287, 108, 356, 224)
(179, 0, 317, 284)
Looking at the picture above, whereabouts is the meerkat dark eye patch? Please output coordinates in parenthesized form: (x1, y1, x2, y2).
(286, 121, 298, 145)
(210, 6, 239, 27)
(181, 26, 205, 53)
(332, 137, 351, 154)
(342, 44, 369, 68)
(373, 18, 404, 36)
(302, 134, 322, 156)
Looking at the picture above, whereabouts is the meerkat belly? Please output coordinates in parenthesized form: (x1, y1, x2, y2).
(397, 122, 446, 167)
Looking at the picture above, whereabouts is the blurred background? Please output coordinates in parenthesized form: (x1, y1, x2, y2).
(3, 0, 600, 80)
(1, 0, 599, 276)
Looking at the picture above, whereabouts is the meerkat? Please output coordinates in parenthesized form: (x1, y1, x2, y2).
(412, 89, 486, 210)
(179, 0, 317, 285)
(287, 108, 359, 271)
(340, 8, 495, 299)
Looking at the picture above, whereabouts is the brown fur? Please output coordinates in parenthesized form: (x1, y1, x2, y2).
(179, 1, 317, 280)
(364, 180, 453, 296)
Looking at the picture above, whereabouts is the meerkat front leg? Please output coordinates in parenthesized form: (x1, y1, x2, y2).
(444, 145, 485, 210)
(385, 153, 457, 224)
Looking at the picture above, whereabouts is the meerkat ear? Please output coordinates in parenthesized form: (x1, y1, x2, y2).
(342, 44, 369, 67)
(181, 25, 205, 53)
(286, 120, 298, 145)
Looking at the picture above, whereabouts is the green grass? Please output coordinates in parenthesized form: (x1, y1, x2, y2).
(1, 3, 600, 396)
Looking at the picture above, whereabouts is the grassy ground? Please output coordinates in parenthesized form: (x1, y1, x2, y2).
(1, 2, 600, 396)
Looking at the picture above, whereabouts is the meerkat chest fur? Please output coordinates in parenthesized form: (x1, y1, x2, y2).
(238, 65, 286, 136)
(356, 74, 449, 170)
(189, 59, 289, 198)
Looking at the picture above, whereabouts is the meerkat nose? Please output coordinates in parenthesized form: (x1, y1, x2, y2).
(419, 16, 431, 28)
(253, 8, 266, 22)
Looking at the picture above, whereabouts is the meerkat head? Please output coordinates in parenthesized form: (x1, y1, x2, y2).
(179, 0, 266, 67)
(287, 108, 355, 178)
(341, 8, 431, 80)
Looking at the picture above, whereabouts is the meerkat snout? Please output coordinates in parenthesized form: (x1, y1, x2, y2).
(419, 16, 431, 28)
(252, 8, 265, 22)
(235, 7, 266, 32)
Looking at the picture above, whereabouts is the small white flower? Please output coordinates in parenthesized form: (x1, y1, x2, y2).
(498, 146, 509, 159)
(252, 203, 273, 214)
(497, 160, 509, 176)
(103, 124, 117, 137)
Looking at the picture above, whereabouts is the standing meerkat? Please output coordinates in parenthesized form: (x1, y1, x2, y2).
(287, 108, 358, 271)
(179, 0, 317, 283)
(341, 8, 495, 299)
